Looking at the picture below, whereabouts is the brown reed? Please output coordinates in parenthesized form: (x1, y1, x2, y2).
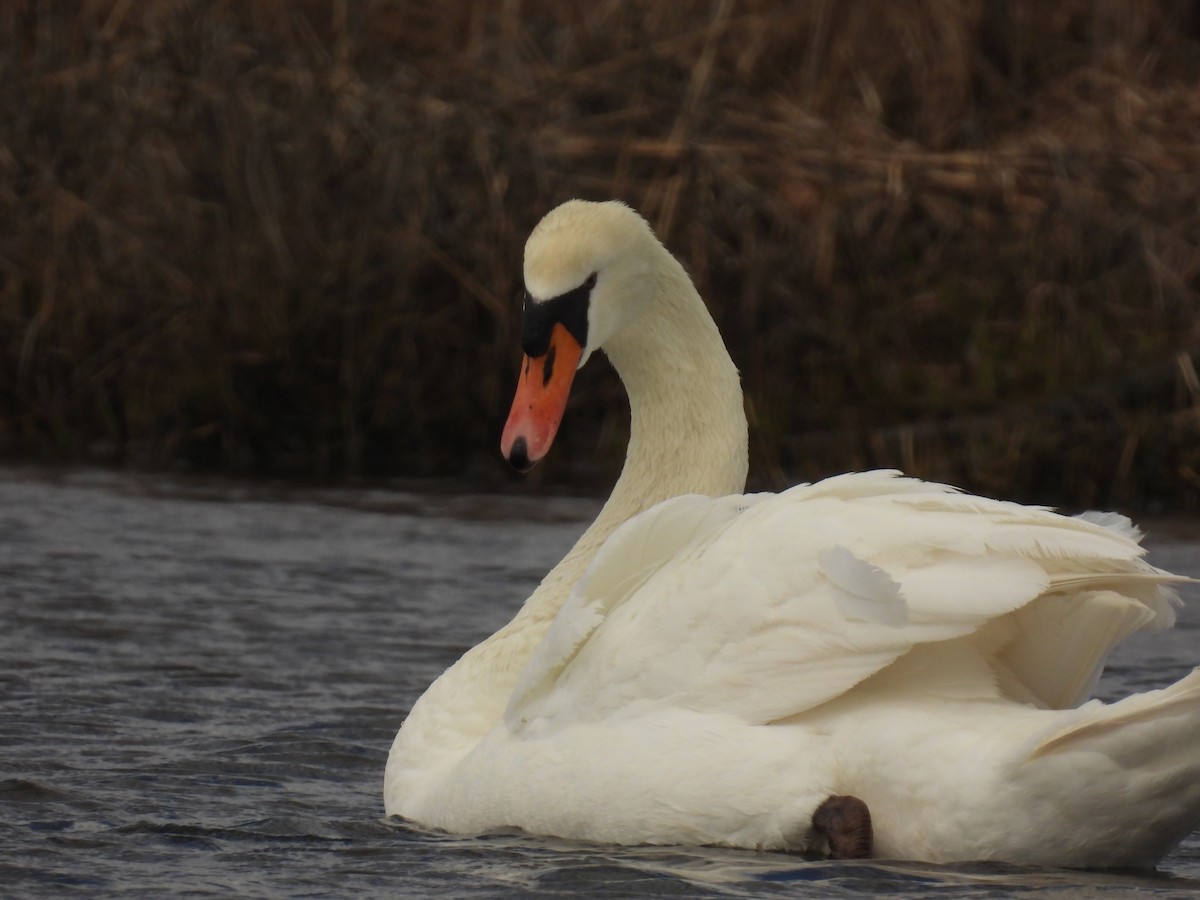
(1, 1, 1198, 510)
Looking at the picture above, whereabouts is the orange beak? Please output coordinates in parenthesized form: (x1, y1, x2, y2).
(500, 323, 584, 471)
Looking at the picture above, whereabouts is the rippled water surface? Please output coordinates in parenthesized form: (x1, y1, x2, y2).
(3, 467, 1200, 898)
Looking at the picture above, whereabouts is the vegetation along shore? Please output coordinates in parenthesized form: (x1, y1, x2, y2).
(2, 2, 1198, 510)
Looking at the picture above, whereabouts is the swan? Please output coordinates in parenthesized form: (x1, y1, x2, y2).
(385, 199, 1200, 867)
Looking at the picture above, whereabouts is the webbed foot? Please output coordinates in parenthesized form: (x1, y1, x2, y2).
(812, 794, 873, 859)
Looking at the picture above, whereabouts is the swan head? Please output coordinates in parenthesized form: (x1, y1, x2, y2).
(501, 200, 662, 471)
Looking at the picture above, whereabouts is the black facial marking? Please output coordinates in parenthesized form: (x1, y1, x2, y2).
(520, 273, 595, 358)
(543, 341, 557, 386)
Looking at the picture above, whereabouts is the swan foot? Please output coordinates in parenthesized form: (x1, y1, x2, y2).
(812, 794, 873, 859)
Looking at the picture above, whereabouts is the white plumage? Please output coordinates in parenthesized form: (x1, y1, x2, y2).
(385, 200, 1200, 868)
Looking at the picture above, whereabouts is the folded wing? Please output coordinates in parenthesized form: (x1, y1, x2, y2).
(505, 471, 1183, 734)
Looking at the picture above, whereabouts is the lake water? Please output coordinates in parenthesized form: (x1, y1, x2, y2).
(2, 467, 1200, 898)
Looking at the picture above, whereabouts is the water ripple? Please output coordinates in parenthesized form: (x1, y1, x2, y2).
(1, 468, 1198, 898)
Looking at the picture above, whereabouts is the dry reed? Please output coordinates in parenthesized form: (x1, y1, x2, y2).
(1, 1, 1198, 509)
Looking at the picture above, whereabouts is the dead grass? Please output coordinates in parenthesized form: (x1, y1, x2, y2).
(1, 1, 1198, 508)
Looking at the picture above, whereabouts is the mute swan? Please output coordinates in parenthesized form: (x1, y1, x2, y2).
(385, 199, 1200, 867)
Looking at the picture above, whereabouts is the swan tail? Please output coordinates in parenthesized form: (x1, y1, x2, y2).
(1015, 668, 1200, 867)
(1031, 666, 1200, 758)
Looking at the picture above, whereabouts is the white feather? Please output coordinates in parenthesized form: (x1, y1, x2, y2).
(818, 545, 907, 627)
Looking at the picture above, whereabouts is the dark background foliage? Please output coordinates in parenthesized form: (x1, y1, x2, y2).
(2, 1, 1199, 509)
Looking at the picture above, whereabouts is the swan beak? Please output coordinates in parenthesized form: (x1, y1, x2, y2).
(501, 323, 583, 472)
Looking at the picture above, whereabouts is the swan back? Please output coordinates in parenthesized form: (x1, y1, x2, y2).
(504, 471, 1181, 733)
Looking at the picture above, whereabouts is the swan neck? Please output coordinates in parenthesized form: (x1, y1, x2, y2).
(387, 232, 748, 801)
(606, 256, 748, 507)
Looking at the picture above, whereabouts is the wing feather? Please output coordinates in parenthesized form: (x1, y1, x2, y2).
(505, 471, 1183, 734)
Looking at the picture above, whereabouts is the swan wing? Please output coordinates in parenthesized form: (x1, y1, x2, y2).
(505, 491, 769, 725)
(506, 471, 1179, 733)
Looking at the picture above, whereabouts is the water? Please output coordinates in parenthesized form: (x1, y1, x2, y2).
(2, 467, 1199, 898)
